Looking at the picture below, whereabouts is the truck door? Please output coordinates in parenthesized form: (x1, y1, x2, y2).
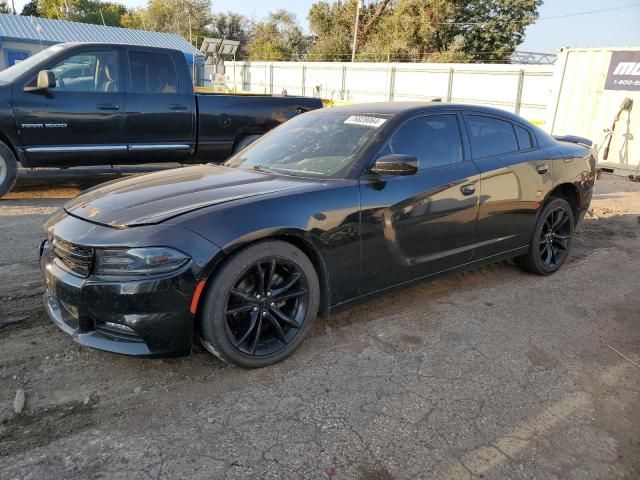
(124, 49, 196, 163)
(13, 47, 127, 166)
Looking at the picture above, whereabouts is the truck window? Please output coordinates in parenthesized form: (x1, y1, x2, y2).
(129, 51, 178, 94)
(48, 51, 119, 93)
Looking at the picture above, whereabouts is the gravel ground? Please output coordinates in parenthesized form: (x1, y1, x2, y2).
(0, 172, 639, 480)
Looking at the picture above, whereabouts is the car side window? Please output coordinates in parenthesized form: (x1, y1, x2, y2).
(466, 115, 519, 158)
(515, 124, 533, 150)
(129, 51, 178, 94)
(382, 114, 463, 170)
(48, 51, 119, 92)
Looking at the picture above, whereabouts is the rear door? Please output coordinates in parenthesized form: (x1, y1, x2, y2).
(124, 49, 196, 163)
(463, 113, 553, 259)
(359, 113, 480, 294)
(13, 46, 127, 166)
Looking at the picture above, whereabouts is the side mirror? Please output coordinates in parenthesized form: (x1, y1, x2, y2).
(371, 154, 418, 176)
(24, 70, 56, 92)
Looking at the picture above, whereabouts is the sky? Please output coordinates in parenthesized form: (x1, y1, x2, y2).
(11, 0, 640, 54)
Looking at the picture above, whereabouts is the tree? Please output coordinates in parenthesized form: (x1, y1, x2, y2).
(209, 12, 252, 57)
(247, 10, 307, 61)
(308, 0, 542, 63)
(138, 0, 212, 41)
(450, 0, 542, 62)
(20, 0, 39, 16)
(307, 0, 361, 61)
(38, 0, 129, 26)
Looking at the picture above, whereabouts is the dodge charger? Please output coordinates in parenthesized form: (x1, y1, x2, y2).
(40, 103, 596, 367)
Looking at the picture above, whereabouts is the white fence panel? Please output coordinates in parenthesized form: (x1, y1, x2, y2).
(220, 60, 554, 125)
(393, 65, 450, 101)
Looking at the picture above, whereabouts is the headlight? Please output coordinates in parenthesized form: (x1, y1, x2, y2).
(94, 247, 189, 276)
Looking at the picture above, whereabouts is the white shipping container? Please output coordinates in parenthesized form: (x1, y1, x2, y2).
(547, 47, 640, 174)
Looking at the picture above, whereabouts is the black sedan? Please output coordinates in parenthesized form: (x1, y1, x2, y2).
(40, 103, 596, 367)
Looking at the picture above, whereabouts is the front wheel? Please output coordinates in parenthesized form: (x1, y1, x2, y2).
(515, 197, 575, 275)
(198, 240, 320, 368)
(0, 142, 18, 197)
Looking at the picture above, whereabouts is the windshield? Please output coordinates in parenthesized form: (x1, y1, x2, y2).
(0, 45, 63, 84)
(225, 111, 391, 179)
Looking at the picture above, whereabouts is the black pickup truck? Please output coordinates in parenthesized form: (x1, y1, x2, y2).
(0, 42, 322, 196)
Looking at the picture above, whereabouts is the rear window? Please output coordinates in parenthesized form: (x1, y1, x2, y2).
(515, 124, 533, 150)
(466, 115, 519, 158)
(129, 51, 178, 93)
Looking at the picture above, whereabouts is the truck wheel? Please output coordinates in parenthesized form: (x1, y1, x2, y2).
(232, 135, 261, 155)
(0, 142, 18, 198)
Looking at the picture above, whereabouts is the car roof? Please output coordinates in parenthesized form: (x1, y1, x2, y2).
(323, 101, 529, 123)
(55, 42, 181, 56)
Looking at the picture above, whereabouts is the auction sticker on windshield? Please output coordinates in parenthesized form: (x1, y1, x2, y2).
(344, 115, 387, 128)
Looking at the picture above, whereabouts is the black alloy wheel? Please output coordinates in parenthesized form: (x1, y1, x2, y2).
(199, 240, 320, 368)
(225, 257, 309, 356)
(515, 197, 575, 275)
(538, 207, 572, 268)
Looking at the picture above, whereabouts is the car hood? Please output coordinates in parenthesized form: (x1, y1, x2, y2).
(64, 164, 315, 228)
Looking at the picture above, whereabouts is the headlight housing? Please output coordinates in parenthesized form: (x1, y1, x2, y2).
(94, 247, 189, 276)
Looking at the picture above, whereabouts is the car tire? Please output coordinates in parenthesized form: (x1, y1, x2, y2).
(232, 134, 261, 154)
(0, 142, 18, 198)
(515, 197, 575, 275)
(198, 240, 320, 368)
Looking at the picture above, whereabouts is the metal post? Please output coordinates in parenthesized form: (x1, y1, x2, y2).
(341, 65, 347, 100)
(388, 65, 396, 101)
(549, 48, 569, 134)
(351, 0, 363, 62)
(269, 64, 274, 95)
(515, 69, 525, 115)
(446, 67, 454, 102)
(302, 64, 306, 96)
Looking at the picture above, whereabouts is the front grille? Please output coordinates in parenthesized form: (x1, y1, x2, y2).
(52, 237, 94, 277)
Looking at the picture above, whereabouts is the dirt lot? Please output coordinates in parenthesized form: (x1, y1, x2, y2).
(1, 172, 639, 480)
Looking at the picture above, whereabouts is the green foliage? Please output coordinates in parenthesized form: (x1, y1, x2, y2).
(140, 0, 212, 40)
(308, 0, 542, 63)
(210, 12, 252, 58)
(36, 0, 128, 26)
(307, 0, 358, 61)
(247, 10, 307, 61)
(20, 0, 39, 16)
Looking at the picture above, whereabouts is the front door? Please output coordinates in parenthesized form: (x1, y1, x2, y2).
(13, 47, 127, 166)
(359, 113, 480, 295)
(124, 49, 196, 163)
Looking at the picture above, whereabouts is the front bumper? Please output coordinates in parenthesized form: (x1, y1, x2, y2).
(40, 240, 197, 357)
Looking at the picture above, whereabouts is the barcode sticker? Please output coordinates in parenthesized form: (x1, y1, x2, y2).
(344, 115, 387, 128)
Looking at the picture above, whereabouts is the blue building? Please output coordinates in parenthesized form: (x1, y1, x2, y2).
(0, 13, 204, 78)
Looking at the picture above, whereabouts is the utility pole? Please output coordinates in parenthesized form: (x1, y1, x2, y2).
(351, 0, 363, 62)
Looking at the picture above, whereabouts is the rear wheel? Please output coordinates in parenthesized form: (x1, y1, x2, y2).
(198, 240, 320, 368)
(0, 142, 18, 197)
(515, 197, 575, 275)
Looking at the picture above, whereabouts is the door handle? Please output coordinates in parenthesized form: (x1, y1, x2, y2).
(536, 164, 549, 174)
(169, 104, 188, 111)
(460, 184, 476, 196)
(97, 103, 119, 110)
